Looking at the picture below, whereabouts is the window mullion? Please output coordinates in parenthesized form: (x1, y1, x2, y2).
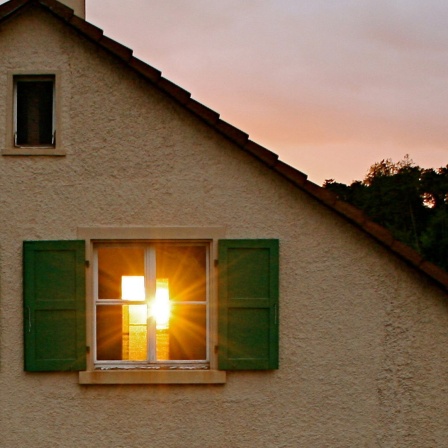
(146, 246, 157, 362)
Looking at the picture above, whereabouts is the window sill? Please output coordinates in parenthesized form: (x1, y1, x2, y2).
(2, 147, 65, 156)
(79, 369, 226, 385)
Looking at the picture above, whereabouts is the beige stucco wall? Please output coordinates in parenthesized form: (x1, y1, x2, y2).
(0, 7, 447, 447)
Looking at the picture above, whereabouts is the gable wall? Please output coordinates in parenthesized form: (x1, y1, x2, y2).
(0, 7, 447, 447)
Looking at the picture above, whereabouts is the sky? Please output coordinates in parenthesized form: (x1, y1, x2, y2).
(7, 0, 448, 184)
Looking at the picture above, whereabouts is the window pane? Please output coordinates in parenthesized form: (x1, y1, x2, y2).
(16, 80, 53, 146)
(96, 305, 122, 360)
(98, 246, 144, 300)
(96, 305, 148, 361)
(168, 304, 206, 360)
(156, 245, 206, 302)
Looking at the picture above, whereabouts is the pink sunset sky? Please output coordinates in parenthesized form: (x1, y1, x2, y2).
(6, 0, 448, 184)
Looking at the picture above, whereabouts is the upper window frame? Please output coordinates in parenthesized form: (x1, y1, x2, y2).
(3, 71, 65, 156)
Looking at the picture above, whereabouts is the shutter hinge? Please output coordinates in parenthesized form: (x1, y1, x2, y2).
(214, 259, 218, 267)
(86, 346, 90, 354)
(214, 345, 219, 354)
(85, 260, 90, 268)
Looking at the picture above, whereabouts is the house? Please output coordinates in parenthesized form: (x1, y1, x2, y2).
(1, 0, 447, 446)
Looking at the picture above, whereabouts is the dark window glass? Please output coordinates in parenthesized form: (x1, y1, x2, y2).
(16, 79, 54, 146)
(169, 304, 207, 360)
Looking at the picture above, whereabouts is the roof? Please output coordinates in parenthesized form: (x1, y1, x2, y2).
(1, 0, 447, 291)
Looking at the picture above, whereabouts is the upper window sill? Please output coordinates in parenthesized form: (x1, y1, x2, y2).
(2, 147, 65, 156)
(79, 369, 226, 385)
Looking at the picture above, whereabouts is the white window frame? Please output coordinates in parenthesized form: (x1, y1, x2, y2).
(78, 227, 227, 385)
(93, 241, 211, 368)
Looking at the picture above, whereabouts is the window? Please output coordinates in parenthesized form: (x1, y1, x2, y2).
(3, 72, 64, 156)
(94, 242, 209, 367)
(23, 229, 279, 384)
(14, 76, 55, 147)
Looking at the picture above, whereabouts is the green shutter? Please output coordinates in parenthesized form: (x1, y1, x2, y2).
(218, 239, 279, 370)
(23, 241, 86, 372)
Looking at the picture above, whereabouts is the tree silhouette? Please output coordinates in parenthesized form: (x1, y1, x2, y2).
(324, 156, 448, 271)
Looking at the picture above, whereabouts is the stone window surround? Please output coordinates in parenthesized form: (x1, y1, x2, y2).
(78, 226, 227, 385)
(3, 70, 65, 156)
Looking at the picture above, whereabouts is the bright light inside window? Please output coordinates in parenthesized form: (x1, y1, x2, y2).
(121, 276, 145, 301)
(121, 276, 147, 360)
(152, 279, 170, 330)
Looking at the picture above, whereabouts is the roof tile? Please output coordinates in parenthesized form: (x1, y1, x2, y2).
(99, 35, 133, 61)
(274, 161, 308, 186)
(302, 180, 337, 205)
(216, 120, 249, 146)
(390, 240, 423, 267)
(186, 99, 220, 124)
(39, 0, 73, 21)
(333, 199, 367, 224)
(363, 220, 395, 247)
(158, 78, 191, 104)
(420, 262, 448, 290)
(244, 141, 279, 167)
(0, 0, 27, 19)
(129, 57, 161, 83)
(69, 13, 103, 41)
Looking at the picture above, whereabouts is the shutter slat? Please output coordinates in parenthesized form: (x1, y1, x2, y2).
(218, 239, 279, 370)
(24, 240, 86, 372)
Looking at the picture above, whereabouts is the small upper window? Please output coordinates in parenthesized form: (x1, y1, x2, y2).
(14, 75, 55, 147)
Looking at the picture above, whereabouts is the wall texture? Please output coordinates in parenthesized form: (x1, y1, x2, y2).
(0, 7, 447, 447)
